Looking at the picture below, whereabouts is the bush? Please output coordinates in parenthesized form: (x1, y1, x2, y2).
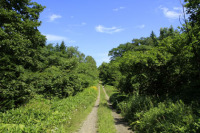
(116, 95, 195, 133)
(0, 70, 34, 112)
(133, 100, 194, 133)
(118, 94, 156, 122)
(109, 92, 128, 111)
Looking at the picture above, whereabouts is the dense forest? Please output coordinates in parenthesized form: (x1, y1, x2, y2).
(99, 0, 200, 132)
(0, 0, 98, 111)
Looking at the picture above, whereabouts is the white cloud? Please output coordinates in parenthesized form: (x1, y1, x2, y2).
(173, 7, 182, 11)
(45, 34, 76, 43)
(46, 34, 66, 41)
(68, 40, 76, 43)
(67, 22, 87, 27)
(95, 25, 123, 34)
(137, 24, 145, 29)
(113, 6, 125, 11)
(49, 14, 62, 22)
(160, 6, 182, 19)
(81, 22, 87, 26)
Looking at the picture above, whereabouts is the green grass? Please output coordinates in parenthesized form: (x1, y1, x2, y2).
(97, 85, 116, 133)
(0, 86, 98, 133)
(104, 85, 118, 97)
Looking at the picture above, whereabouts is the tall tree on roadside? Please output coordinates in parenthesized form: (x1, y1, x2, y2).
(184, 0, 200, 96)
(185, 0, 200, 27)
(184, 0, 200, 60)
(0, 0, 46, 110)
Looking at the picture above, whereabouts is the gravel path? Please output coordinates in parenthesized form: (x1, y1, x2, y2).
(75, 85, 133, 133)
(75, 85, 100, 133)
(102, 86, 134, 133)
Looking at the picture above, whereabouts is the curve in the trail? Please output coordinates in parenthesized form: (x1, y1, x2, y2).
(75, 85, 100, 133)
(102, 86, 134, 133)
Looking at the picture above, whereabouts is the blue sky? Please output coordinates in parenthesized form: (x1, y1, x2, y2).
(33, 0, 185, 66)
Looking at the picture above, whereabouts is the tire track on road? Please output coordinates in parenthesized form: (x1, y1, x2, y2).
(102, 86, 134, 133)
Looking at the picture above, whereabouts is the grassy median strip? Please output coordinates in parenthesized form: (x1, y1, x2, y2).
(97, 85, 116, 133)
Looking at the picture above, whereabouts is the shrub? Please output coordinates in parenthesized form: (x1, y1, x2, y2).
(131, 100, 194, 133)
(112, 93, 196, 133)
(118, 94, 156, 122)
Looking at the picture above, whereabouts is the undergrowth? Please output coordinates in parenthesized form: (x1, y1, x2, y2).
(104, 85, 117, 97)
(110, 93, 200, 133)
(0, 86, 98, 133)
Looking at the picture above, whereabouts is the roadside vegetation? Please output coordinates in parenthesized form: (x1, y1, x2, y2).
(0, 86, 98, 132)
(0, 0, 99, 112)
(97, 85, 116, 133)
(0, 0, 99, 132)
(104, 85, 117, 97)
(99, 1, 200, 132)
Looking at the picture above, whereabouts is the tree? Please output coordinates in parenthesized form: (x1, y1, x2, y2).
(184, 0, 200, 57)
(98, 62, 110, 84)
(55, 43, 60, 51)
(150, 31, 158, 46)
(66, 46, 76, 58)
(78, 56, 98, 88)
(184, 0, 200, 99)
(185, 0, 200, 27)
(85, 56, 96, 67)
(0, 0, 46, 110)
(60, 41, 66, 52)
(108, 42, 135, 61)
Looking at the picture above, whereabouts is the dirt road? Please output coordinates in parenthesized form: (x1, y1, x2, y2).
(75, 85, 133, 133)
(75, 85, 100, 133)
(102, 86, 134, 133)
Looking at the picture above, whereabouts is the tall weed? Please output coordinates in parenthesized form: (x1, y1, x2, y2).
(134, 100, 194, 132)
(118, 95, 156, 122)
(115, 94, 196, 133)
(0, 87, 97, 132)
